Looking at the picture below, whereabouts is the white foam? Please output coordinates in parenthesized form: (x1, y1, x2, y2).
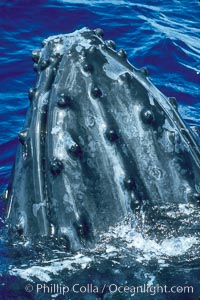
(9, 254, 93, 283)
(101, 218, 199, 261)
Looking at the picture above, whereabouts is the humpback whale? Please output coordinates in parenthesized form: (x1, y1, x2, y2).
(4, 28, 200, 251)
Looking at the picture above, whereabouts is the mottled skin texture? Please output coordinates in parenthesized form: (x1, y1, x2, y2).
(5, 28, 200, 250)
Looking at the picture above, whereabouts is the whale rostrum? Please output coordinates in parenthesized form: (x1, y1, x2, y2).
(4, 28, 200, 250)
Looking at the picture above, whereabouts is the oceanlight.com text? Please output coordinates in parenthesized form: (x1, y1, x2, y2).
(24, 282, 194, 296)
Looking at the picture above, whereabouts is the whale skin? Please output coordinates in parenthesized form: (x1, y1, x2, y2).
(4, 28, 200, 251)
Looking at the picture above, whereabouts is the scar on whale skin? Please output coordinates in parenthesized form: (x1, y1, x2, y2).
(4, 27, 200, 251)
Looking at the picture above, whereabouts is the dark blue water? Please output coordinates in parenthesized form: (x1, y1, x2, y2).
(0, 1, 200, 299)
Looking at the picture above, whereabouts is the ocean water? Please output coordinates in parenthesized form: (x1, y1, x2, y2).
(0, 0, 200, 299)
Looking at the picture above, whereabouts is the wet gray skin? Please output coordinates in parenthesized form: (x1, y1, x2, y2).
(4, 28, 200, 251)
